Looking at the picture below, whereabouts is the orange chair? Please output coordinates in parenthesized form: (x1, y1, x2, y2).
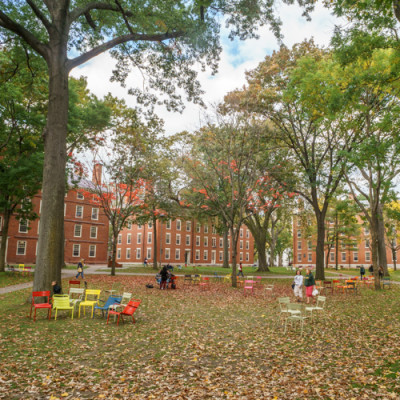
(255, 276, 263, 287)
(199, 277, 210, 290)
(107, 299, 141, 325)
(30, 291, 52, 321)
(244, 280, 254, 295)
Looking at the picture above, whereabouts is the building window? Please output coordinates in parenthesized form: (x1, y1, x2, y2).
(204, 237, 208, 247)
(127, 234, 131, 244)
(186, 235, 190, 246)
(353, 252, 359, 262)
(165, 248, 170, 259)
(77, 191, 84, 200)
(246, 253, 249, 262)
(246, 230, 249, 239)
(136, 248, 141, 259)
(364, 227, 370, 235)
(212, 238, 216, 248)
(330, 252, 335, 262)
(118, 234, 122, 244)
(186, 221, 191, 232)
(341, 252, 346, 262)
(166, 219, 171, 229)
(176, 234, 181, 245)
(212, 225, 217, 234)
(195, 250, 200, 260)
(297, 254, 302, 262)
(137, 233, 142, 244)
(147, 232, 152, 244)
(219, 251, 223, 261)
(127, 220, 132, 229)
(176, 219, 181, 231)
(219, 238, 223, 248)
(175, 249, 180, 260)
(297, 230, 301, 238)
(196, 236, 200, 246)
(297, 241, 302, 250)
(366, 252, 371, 262)
(72, 244, 80, 257)
(246, 241, 249, 250)
(240, 252, 243, 261)
(17, 241, 26, 255)
(117, 248, 121, 259)
(196, 223, 201, 233)
(240, 229, 243, 238)
(307, 241, 312, 250)
(147, 248, 152, 259)
(19, 220, 28, 233)
(91, 208, 99, 220)
(90, 226, 97, 239)
(204, 224, 209, 233)
(240, 240, 243, 249)
(126, 249, 131, 259)
(365, 240, 370, 248)
(89, 245, 96, 258)
(74, 224, 82, 238)
(166, 233, 171, 244)
(308, 253, 312, 262)
(138, 224, 142, 229)
(76, 205, 83, 218)
(203, 250, 208, 260)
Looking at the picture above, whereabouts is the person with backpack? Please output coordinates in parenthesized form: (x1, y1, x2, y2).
(360, 265, 366, 280)
(368, 265, 374, 276)
(76, 259, 85, 279)
(237, 262, 244, 277)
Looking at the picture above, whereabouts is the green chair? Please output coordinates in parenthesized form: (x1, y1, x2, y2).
(277, 297, 290, 324)
(53, 294, 74, 320)
(284, 303, 308, 336)
(305, 296, 326, 321)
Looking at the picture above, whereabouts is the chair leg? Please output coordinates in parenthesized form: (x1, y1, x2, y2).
(33, 308, 36, 322)
(55, 309, 58, 320)
(71, 310, 73, 320)
(107, 313, 110, 325)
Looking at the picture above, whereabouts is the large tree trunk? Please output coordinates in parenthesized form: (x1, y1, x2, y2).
(0, 209, 11, 272)
(33, 41, 68, 291)
(315, 216, 326, 280)
(370, 216, 380, 290)
(111, 234, 117, 276)
(153, 215, 158, 269)
(230, 227, 238, 288)
(255, 233, 270, 272)
(377, 205, 388, 275)
(392, 247, 397, 272)
(223, 228, 229, 268)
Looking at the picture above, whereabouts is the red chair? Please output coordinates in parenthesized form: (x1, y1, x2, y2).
(199, 277, 210, 290)
(30, 291, 52, 321)
(244, 280, 254, 295)
(69, 280, 81, 289)
(107, 300, 141, 326)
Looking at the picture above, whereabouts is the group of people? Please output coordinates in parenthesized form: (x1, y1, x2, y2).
(292, 267, 316, 304)
(157, 264, 177, 290)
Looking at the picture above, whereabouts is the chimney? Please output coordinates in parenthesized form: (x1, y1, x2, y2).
(92, 163, 102, 184)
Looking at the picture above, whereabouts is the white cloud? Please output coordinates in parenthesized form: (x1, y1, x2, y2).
(70, 3, 341, 135)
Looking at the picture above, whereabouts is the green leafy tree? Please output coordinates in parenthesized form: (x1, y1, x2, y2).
(0, 0, 299, 291)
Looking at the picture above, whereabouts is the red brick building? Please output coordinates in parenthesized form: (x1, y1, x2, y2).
(1, 177, 109, 265)
(293, 218, 398, 269)
(116, 218, 254, 266)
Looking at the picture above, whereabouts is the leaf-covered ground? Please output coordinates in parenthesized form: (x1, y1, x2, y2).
(1, 276, 399, 399)
(0, 271, 34, 288)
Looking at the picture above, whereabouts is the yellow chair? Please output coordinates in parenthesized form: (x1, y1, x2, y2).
(223, 274, 232, 283)
(53, 294, 74, 320)
(192, 274, 201, 284)
(78, 289, 101, 318)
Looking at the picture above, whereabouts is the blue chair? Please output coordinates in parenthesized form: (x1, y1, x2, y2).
(213, 272, 222, 282)
(94, 295, 122, 318)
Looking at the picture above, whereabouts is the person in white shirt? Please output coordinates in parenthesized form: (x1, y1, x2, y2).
(293, 269, 303, 301)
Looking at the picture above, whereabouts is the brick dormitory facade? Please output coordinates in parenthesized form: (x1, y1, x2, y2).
(292, 217, 399, 269)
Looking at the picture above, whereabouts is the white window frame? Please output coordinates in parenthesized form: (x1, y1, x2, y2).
(219, 251, 223, 261)
(246, 241, 249, 250)
(118, 234, 122, 244)
(77, 191, 84, 200)
(196, 223, 201, 233)
(147, 232, 152, 244)
(90, 226, 97, 239)
(240, 240, 243, 249)
(64, 203, 66, 217)
(91, 208, 99, 221)
(166, 219, 171, 229)
(186, 235, 190, 246)
(203, 250, 208, 261)
(176, 234, 181, 245)
(308, 253, 312, 262)
(176, 219, 181, 231)
(240, 252, 243, 261)
(136, 248, 141, 259)
(246, 253, 249, 262)
(175, 249, 180, 260)
(240, 229, 243, 238)
(212, 225, 216, 234)
(196, 236, 200, 246)
(72, 244, 80, 257)
(137, 233, 142, 244)
(219, 238, 223, 248)
(17, 241, 26, 255)
(204, 224, 209, 233)
(166, 233, 171, 244)
(204, 237, 208, 247)
(147, 248, 152, 259)
(195, 250, 200, 260)
(365, 240, 370, 248)
(365, 251, 371, 262)
(74, 224, 82, 238)
(89, 245, 96, 258)
(76, 205, 83, 218)
(297, 230, 301, 238)
(126, 248, 131, 259)
(307, 241, 312, 250)
(127, 233, 131, 244)
(148, 221, 153, 229)
(353, 252, 359, 262)
(19, 220, 28, 233)
(297, 254, 302, 262)
(330, 252, 335, 262)
(297, 241, 302, 250)
(341, 252, 346, 262)
(127, 220, 132, 229)
(117, 248, 121, 259)
(186, 221, 191, 232)
(246, 230, 249, 239)
(165, 248, 170, 260)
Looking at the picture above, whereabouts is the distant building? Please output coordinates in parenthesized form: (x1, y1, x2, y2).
(1, 170, 109, 265)
(117, 218, 254, 266)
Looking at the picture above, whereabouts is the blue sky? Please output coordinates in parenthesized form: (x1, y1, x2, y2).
(71, 3, 341, 135)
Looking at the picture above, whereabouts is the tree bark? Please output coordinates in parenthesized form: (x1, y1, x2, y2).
(0, 209, 11, 272)
(230, 227, 238, 287)
(153, 216, 158, 269)
(377, 204, 388, 275)
(315, 215, 326, 280)
(255, 233, 270, 272)
(370, 216, 380, 290)
(111, 232, 117, 276)
(223, 228, 229, 268)
(33, 35, 68, 291)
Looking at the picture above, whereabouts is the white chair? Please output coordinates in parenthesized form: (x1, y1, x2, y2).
(284, 303, 308, 336)
(305, 296, 326, 321)
(68, 288, 85, 312)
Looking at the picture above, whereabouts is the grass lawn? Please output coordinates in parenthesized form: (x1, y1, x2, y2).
(0, 271, 34, 288)
(1, 276, 400, 399)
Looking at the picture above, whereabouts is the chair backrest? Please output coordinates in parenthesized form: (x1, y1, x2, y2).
(247, 276, 254, 280)
(19, 264, 25, 270)
(84, 289, 101, 301)
(69, 280, 81, 288)
(53, 294, 71, 308)
(184, 274, 192, 279)
(323, 281, 332, 287)
(287, 303, 304, 314)
(202, 277, 210, 282)
(244, 280, 254, 286)
(32, 291, 50, 304)
(122, 299, 141, 316)
(104, 295, 122, 308)
(120, 292, 132, 304)
(332, 280, 340, 285)
(69, 288, 85, 299)
(316, 296, 326, 308)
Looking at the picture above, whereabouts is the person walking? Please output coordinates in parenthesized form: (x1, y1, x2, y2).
(76, 259, 85, 279)
(237, 262, 244, 277)
(293, 270, 303, 301)
(304, 267, 315, 304)
(360, 265, 366, 281)
(378, 265, 384, 280)
(144, 257, 148, 267)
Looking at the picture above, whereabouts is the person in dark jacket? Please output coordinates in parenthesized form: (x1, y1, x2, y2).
(304, 268, 315, 304)
(51, 281, 62, 295)
(159, 265, 169, 290)
(360, 266, 366, 280)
